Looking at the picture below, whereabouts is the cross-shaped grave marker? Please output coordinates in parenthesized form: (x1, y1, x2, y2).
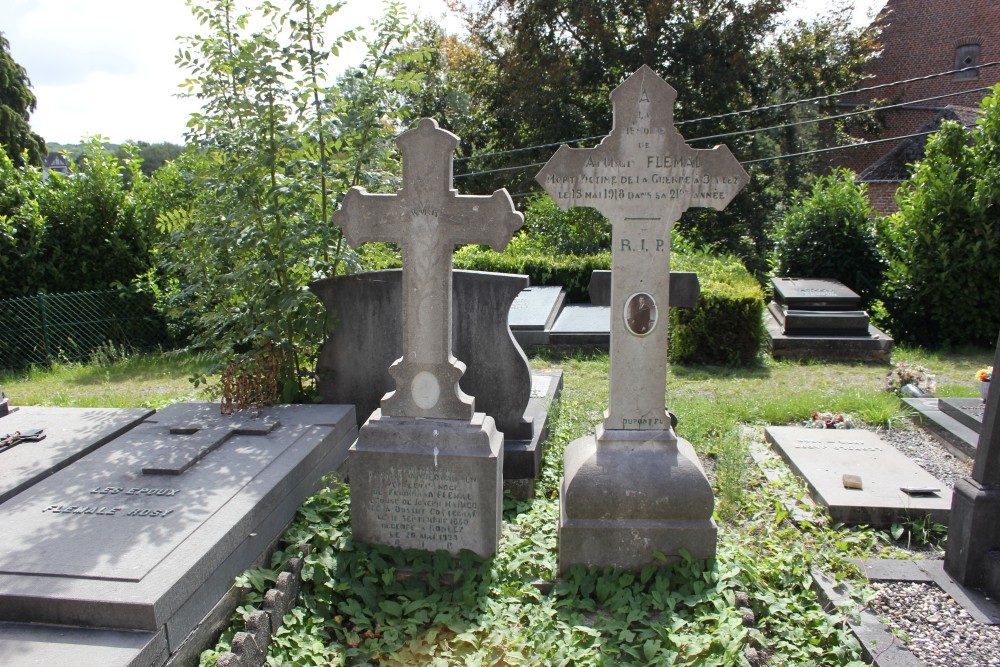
(333, 118, 523, 421)
(537, 66, 750, 573)
(537, 65, 749, 434)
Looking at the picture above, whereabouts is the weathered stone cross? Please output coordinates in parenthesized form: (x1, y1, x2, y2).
(333, 118, 524, 421)
(537, 66, 749, 434)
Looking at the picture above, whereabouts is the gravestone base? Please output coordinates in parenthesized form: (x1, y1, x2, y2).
(350, 410, 503, 558)
(558, 426, 716, 575)
(945, 478, 1000, 598)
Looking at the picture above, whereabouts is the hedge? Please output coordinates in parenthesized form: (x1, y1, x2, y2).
(355, 244, 765, 366)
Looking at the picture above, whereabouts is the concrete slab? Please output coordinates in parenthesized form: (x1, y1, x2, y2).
(508, 286, 565, 331)
(764, 426, 951, 527)
(0, 402, 357, 656)
(0, 622, 166, 667)
(548, 305, 610, 346)
(0, 407, 153, 505)
(903, 397, 979, 460)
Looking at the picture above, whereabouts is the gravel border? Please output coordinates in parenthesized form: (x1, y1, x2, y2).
(868, 580, 1000, 667)
(877, 423, 973, 491)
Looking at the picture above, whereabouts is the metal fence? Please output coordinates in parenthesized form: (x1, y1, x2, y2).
(0, 289, 172, 369)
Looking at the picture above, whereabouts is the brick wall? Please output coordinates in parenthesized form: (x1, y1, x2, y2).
(865, 181, 901, 214)
(835, 0, 1000, 174)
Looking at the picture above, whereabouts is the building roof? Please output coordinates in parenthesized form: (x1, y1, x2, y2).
(858, 106, 981, 182)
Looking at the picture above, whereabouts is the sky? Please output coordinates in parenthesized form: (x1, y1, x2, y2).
(4, 0, 884, 146)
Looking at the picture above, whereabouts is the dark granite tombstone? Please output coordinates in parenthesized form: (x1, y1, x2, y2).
(0, 402, 357, 665)
(945, 331, 1000, 598)
(508, 286, 565, 332)
(766, 277, 893, 361)
(939, 398, 986, 434)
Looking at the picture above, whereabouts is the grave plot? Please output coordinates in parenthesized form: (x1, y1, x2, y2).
(764, 426, 952, 527)
(765, 277, 893, 362)
(1, 406, 152, 504)
(0, 402, 357, 666)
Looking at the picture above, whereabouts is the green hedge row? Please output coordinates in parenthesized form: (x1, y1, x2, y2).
(669, 254, 766, 366)
(452, 246, 611, 302)
(357, 244, 765, 366)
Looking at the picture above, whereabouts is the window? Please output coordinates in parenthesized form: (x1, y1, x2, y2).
(954, 44, 981, 80)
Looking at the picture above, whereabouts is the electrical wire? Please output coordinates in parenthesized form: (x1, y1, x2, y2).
(453, 61, 998, 165)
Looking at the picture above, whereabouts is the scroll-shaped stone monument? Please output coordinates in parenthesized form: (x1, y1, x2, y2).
(333, 118, 523, 557)
(537, 66, 749, 573)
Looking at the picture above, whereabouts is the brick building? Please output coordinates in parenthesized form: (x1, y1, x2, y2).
(836, 0, 1000, 213)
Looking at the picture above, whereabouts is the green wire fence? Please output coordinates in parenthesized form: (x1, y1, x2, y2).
(0, 289, 173, 369)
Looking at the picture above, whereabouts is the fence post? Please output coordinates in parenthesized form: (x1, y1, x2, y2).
(37, 293, 53, 364)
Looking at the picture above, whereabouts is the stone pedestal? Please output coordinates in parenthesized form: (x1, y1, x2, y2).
(945, 478, 1000, 594)
(350, 410, 503, 558)
(558, 426, 716, 575)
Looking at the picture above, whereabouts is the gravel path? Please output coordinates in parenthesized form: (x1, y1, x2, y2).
(868, 581, 1000, 667)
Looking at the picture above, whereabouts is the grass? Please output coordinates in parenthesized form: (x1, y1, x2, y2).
(1, 344, 992, 665)
(0, 348, 210, 409)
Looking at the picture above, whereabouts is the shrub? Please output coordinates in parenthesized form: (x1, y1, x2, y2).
(452, 245, 610, 302)
(772, 169, 885, 306)
(881, 86, 1000, 347)
(669, 253, 766, 366)
(519, 194, 611, 255)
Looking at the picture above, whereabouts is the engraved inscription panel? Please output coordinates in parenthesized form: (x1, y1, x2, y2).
(367, 466, 480, 551)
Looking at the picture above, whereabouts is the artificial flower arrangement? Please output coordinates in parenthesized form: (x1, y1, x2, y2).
(977, 366, 993, 383)
(802, 412, 853, 429)
(883, 361, 936, 395)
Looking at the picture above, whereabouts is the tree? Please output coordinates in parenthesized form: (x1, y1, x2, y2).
(880, 85, 1000, 347)
(0, 32, 46, 167)
(421, 1, 878, 277)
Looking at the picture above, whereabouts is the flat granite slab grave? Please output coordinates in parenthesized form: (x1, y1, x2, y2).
(902, 397, 979, 460)
(0, 401, 357, 664)
(0, 407, 154, 505)
(548, 305, 610, 346)
(765, 310, 893, 362)
(771, 277, 861, 310)
(508, 286, 565, 331)
(764, 426, 951, 527)
(938, 398, 985, 434)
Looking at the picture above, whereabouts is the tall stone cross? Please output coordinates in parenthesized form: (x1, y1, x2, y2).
(332, 118, 524, 421)
(537, 66, 749, 434)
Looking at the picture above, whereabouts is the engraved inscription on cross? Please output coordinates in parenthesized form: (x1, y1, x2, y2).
(537, 66, 749, 434)
(333, 118, 524, 420)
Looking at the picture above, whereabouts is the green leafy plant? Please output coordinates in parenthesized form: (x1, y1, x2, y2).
(881, 85, 1000, 347)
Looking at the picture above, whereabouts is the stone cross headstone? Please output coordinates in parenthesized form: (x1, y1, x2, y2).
(537, 65, 749, 433)
(945, 330, 1000, 597)
(536, 66, 749, 573)
(334, 118, 523, 421)
(333, 118, 523, 557)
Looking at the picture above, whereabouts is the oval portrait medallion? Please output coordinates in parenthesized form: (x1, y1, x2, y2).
(624, 292, 657, 336)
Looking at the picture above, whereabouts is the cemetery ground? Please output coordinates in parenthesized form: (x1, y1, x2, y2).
(1, 346, 996, 665)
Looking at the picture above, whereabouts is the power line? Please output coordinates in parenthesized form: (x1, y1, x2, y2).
(741, 129, 935, 165)
(688, 86, 991, 144)
(454, 61, 998, 165)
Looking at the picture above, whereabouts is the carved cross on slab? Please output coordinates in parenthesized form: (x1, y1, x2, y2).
(537, 66, 749, 434)
(333, 118, 524, 420)
(142, 418, 279, 475)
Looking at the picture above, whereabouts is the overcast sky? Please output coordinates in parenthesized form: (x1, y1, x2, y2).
(4, 0, 883, 146)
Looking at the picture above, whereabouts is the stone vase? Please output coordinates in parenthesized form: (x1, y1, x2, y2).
(982, 381, 991, 402)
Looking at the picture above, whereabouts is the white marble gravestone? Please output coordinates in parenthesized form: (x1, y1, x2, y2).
(333, 118, 523, 557)
(537, 66, 749, 573)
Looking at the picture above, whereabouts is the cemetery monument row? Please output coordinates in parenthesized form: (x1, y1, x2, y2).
(332, 118, 523, 558)
(536, 65, 749, 573)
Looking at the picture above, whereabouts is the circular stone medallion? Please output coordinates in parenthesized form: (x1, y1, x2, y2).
(624, 292, 657, 336)
(411, 371, 441, 409)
